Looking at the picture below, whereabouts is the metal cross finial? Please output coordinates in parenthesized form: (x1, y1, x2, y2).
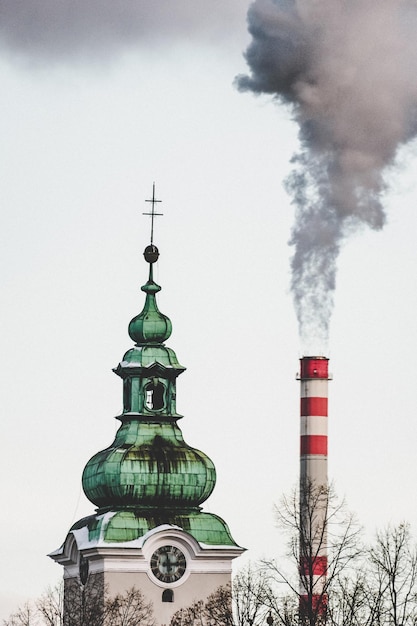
(143, 182, 163, 245)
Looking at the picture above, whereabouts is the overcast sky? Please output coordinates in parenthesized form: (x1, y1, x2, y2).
(1, 1, 417, 620)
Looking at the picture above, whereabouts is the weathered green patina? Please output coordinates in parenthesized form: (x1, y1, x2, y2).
(82, 421, 216, 509)
(71, 510, 236, 546)
(76, 245, 239, 547)
(128, 264, 172, 345)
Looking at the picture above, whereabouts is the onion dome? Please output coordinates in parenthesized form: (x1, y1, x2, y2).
(81, 244, 216, 514)
(128, 245, 172, 345)
(82, 421, 216, 511)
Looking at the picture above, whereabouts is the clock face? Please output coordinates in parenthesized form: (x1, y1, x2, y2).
(150, 545, 186, 583)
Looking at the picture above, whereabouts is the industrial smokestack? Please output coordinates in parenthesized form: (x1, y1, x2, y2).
(297, 356, 330, 619)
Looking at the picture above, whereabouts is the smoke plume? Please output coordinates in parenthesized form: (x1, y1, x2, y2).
(237, 0, 417, 351)
(0, 1, 242, 61)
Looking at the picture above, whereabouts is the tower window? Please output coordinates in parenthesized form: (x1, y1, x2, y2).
(162, 589, 174, 603)
(145, 380, 165, 410)
(123, 379, 132, 412)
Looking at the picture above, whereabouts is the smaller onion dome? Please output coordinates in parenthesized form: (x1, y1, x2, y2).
(128, 249, 172, 345)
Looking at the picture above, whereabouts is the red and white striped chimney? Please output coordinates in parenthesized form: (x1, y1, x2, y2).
(298, 356, 330, 620)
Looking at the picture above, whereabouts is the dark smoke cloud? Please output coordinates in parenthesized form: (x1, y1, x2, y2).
(0, 1, 243, 60)
(237, 0, 417, 350)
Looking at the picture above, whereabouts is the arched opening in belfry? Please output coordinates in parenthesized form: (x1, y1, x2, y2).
(145, 379, 165, 410)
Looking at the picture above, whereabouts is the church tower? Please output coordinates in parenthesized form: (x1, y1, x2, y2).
(50, 192, 243, 625)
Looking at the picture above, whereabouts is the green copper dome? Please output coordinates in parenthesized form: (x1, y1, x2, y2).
(70, 510, 238, 546)
(128, 263, 172, 345)
(82, 421, 216, 509)
(82, 244, 216, 515)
